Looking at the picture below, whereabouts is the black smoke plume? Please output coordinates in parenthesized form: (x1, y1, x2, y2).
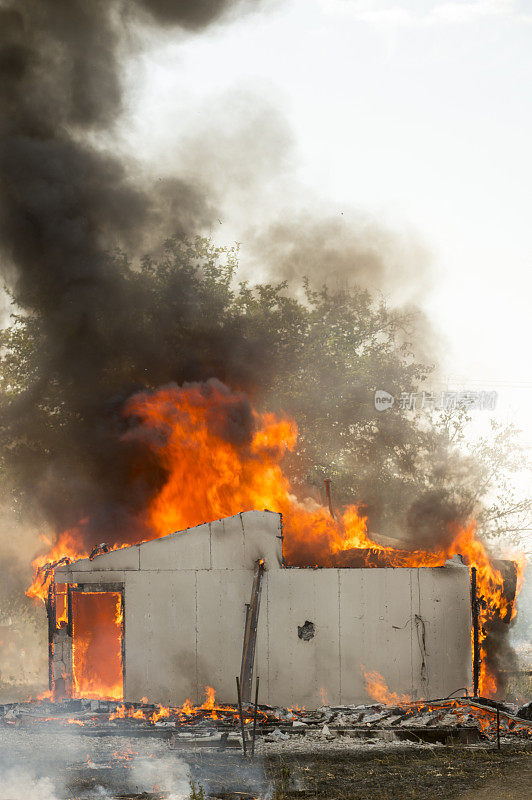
(0, 0, 450, 551)
(0, 0, 269, 545)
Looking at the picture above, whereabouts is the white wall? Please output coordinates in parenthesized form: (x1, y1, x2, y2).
(258, 566, 472, 707)
(55, 511, 472, 707)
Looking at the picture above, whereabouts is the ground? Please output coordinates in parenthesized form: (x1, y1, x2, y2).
(0, 726, 530, 799)
(261, 747, 532, 799)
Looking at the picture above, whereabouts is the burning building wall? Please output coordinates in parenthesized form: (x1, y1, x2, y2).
(51, 510, 472, 708)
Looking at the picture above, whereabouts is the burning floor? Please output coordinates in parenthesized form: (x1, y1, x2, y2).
(1, 695, 531, 799)
(2, 694, 532, 747)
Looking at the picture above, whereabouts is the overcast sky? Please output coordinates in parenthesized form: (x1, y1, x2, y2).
(121, 0, 532, 460)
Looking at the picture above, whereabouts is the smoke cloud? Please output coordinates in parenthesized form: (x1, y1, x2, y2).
(0, 0, 274, 545)
(0, 0, 503, 560)
(0, 770, 58, 800)
(169, 88, 435, 306)
(0, 0, 446, 552)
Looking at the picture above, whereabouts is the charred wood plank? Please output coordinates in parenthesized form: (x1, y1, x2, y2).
(471, 566, 480, 697)
(240, 559, 265, 704)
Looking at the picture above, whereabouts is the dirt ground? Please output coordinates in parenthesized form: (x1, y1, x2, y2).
(455, 773, 531, 800)
(258, 747, 532, 800)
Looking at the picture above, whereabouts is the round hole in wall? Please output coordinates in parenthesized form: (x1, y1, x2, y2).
(298, 620, 315, 641)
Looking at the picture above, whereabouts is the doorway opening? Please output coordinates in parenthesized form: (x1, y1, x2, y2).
(71, 590, 124, 700)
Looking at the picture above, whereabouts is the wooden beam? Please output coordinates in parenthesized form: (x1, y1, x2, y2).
(240, 559, 265, 704)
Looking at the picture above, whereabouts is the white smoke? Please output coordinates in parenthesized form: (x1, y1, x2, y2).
(0, 732, 192, 800)
(128, 754, 191, 799)
(0, 769, 59, 800)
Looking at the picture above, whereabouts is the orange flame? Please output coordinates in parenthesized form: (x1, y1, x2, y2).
(26, 527, 87, 604)
(109, 686, 233, 724)
(149, 705, 171, 723)
(362, 669, 411, 705)
(72, 592, 123, 700)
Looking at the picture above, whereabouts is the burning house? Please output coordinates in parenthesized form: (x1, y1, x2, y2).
(26, 383, 521, 709)
(1, 5, 530, 798)
(48, 510, 474, 709)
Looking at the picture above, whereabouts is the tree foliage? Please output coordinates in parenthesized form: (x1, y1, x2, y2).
(0, 236, 528, 549)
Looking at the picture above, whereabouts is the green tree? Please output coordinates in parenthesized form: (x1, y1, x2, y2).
(0, 235, 528, 551)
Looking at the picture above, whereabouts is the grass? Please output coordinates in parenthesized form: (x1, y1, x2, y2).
(263, 745, 532, 799)
(190, 781, 206, 800)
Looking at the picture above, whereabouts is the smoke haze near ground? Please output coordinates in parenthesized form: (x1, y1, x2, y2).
(0, 728, 192, 799)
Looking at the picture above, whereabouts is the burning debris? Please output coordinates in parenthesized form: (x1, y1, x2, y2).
(1, 692, 531, 749)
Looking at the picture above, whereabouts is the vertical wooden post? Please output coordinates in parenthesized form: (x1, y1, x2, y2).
(251, 675, 260, 758)
(120, 587, 126, 699)
(324, 478, 335, 520)
(240, 559, 265, 703)
(236, 676, 247, 756)
(45, 577, 56, 693)
(471, 566, 480, 697)
(67, 584, 73, 637)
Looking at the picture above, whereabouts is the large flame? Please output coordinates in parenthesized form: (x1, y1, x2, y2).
(363, 669, 410, 705)
(26, 383, 525, 700)
(72, 592, 123, 700)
